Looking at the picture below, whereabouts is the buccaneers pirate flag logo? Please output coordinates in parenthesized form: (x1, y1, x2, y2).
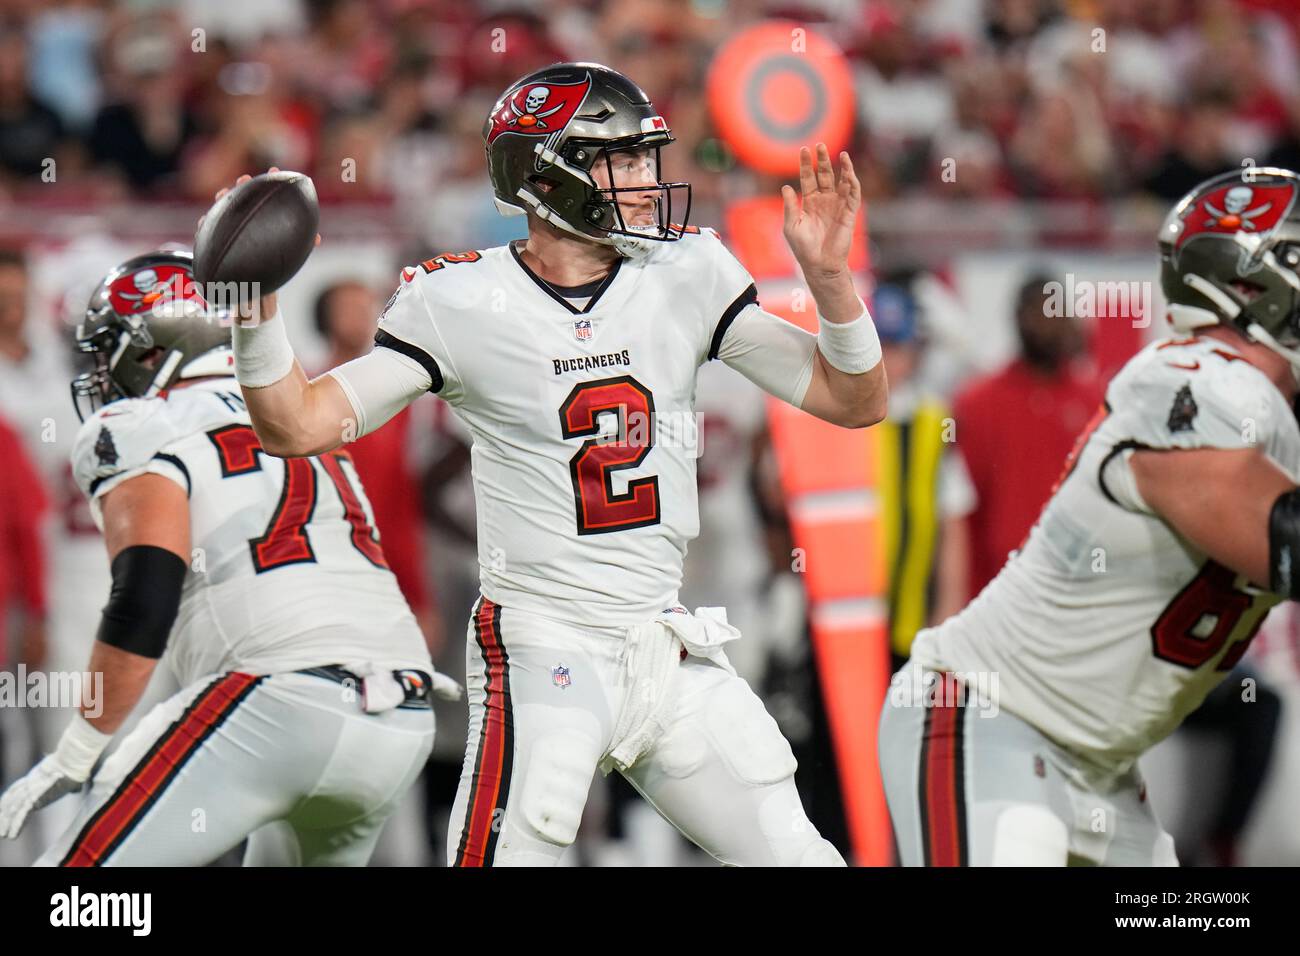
(486, 76, 592, 147)
(1171, 180, 1297, 262)
(106, 264, 208, 317)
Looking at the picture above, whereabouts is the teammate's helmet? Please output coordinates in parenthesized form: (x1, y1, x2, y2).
(483, 62, 691, 257)
(1160, 167, 1300, 367)
(71, 250, 232, 421)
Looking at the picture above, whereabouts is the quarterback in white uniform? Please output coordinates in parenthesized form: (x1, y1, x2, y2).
(880, 167, 1300, 866)
(0, 251, 449, 866)
(225, 63, 888, 866)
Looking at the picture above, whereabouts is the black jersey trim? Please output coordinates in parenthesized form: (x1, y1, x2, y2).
(1097, 439, 1154, 507)
(374, 330, 444, 393)
(708, 283, 759, 361)
(509, 241, 623, 315)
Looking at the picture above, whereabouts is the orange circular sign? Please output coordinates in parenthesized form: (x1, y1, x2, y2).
(708, 21, 855, 176)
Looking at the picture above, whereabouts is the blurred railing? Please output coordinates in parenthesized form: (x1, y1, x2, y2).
(0, 198, 415, 247)
(0, 197, 1170, 263)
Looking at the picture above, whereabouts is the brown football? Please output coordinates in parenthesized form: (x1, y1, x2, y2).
(193, 170, 319, 301)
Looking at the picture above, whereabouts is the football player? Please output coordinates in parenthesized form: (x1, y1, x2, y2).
(0, 250, 454, 866)
(879, 167, 1300, 866)
(224, 63, 887, 866)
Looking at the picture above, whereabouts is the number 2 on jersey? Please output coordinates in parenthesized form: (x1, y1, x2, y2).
(207, 425, 388, 573)
(559, 376, 660, 535)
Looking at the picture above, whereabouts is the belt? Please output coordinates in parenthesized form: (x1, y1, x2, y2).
(298, 664, 434, 711)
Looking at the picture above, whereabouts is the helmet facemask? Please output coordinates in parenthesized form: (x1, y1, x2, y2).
(582, 143, 691, 254)
(484, 63, 694, 258)
(70, 306, 157, 422)
(1160, 167, 1300, 372)
(517, 139, 691, 258)
(1221, 225, 1300, 372)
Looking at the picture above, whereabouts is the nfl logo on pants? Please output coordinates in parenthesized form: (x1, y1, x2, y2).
(551, 663, 571, 688)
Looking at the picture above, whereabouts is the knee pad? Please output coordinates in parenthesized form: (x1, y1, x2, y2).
(517, 733, 597, 848)
(990, 804, 1069, 866)
(702, 679, 798, 787)
(751, 783, 844, 866)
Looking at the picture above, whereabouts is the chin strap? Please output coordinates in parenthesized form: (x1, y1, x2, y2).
(512, 186, 658, 259)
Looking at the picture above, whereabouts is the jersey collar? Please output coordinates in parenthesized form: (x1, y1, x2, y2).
(508, 240, 624, 316)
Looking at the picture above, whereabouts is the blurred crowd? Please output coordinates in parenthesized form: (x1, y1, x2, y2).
(2, 0, 1300, 243)
(4, 0, 1300, 866)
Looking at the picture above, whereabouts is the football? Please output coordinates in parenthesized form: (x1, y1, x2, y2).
(192, 169, 318, 300)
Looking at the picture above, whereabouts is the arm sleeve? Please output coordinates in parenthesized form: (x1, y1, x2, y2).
(714, 303, 818, 408)
(325, 346, 433, 439)
(1100, 447, 1154, 514)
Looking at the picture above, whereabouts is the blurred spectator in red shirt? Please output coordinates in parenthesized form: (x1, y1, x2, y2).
(954, 273, 1105, 597)
(0, 413, 48, 670)
(313, 278, 441, 653)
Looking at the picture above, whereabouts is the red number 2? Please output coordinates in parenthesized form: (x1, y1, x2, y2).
(559, 376, 660, 535)
(208, 425, 388, 573)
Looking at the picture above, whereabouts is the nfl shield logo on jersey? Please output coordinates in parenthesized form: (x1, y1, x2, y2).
(551, 663, 572, 689)
(573, 319, 592, 341)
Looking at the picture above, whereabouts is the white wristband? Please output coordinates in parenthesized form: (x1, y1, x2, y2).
(817, 298, 882, 374)
(52, 713, 112, 782)
(233, 309, 296, 387)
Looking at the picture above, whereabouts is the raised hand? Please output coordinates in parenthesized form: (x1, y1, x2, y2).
(781, 144, 862, 282)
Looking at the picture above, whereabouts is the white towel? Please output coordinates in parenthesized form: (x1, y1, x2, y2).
(599, 606, 742, 774)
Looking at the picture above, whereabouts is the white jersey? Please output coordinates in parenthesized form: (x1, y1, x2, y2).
(71, 377, 430, 686)
(912, 335, 1300, 771)
(374, 230, 760, 625)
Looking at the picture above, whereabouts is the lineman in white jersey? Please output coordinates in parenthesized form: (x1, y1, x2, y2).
(0, 251, 451, 866)
(224, 63, 888, 866)
(880, 167, 1300, 866)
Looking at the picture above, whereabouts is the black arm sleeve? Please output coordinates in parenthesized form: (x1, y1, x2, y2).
(1269, 488, 1300, 598)
(95, 545, 187, 659)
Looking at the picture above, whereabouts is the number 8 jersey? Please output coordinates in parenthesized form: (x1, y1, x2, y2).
(71, 378, 430, 687)
(911, 335, 1300, 771)
(373, 230, 762, 626)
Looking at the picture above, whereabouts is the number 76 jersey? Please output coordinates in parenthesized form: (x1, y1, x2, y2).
(910, 335, 1300, 771)
(72, 377, 429, 687)
(374, 232, 760, 626)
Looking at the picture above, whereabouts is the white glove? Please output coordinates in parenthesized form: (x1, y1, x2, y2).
(0, 714, 111, 840)
(430, 672, 464, 702)
(359, 668, 464, 713)
(0, 758, 84, 839)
